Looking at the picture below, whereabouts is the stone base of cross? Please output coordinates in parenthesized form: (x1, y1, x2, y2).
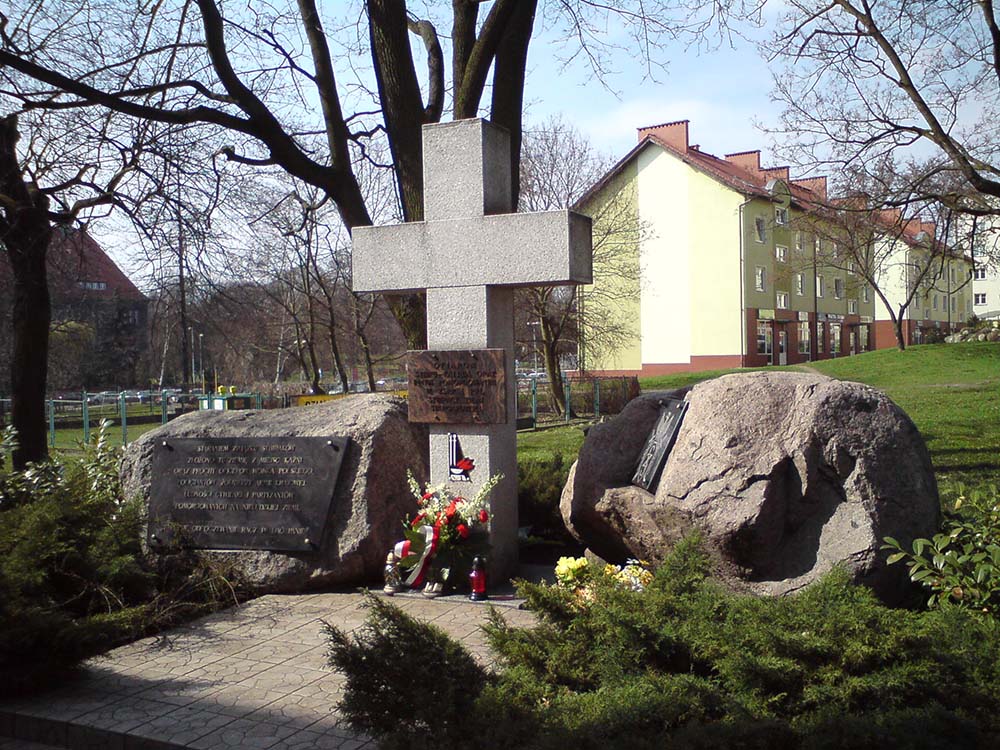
(353, 119, 592, 581)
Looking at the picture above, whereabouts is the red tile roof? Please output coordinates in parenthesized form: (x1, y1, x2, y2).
(577, 123, 826, 211)
(47, 228, 145, 301)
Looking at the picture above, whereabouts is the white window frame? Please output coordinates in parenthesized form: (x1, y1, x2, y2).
(795, 273, 804, 296)
(834, 277, 844, 299)
(776, 291, 789, 309)
(775, 207, 789, 226)
(775, 245, 788, 263)
(830, 323, 842, 354)
(816, 275, 824, 298)
(974, 267, 987, 281)
(932, 294, 938, 310)
(798, 322, 810, 355)
(975, 292, 987, 306)
(754, 216, 767, 243)
(755, 266, 766, 292)
(848, 299, 858, 314)
(846, 259, 856, 275)
(862, 286, 870, 303)
(757, 321, 773, 356)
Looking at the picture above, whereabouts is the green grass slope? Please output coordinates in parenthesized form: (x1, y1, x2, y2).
(805, 343, 1000, 494)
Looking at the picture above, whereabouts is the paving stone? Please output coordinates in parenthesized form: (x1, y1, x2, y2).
(187, 717, 298, 750)
(0, 738, 68, 749)
(1, 689, 118, 723)
(127, 704, 236, 746)
(71, 696, 177, 735)
(237, 639, 319, 667)
(267, 728, 371, 750)
(189, 685, 288, 719)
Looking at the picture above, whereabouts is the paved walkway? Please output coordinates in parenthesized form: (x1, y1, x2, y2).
(0, 591, 536, 750)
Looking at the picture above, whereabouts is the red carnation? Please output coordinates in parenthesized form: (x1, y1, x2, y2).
(479, 509, 489, 523)
(445, 501, 458, 518)
(456, 523, 469, 539)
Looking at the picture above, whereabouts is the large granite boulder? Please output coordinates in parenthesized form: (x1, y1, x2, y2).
(121, 395, 428, 593)
(561, 372, 939, 603)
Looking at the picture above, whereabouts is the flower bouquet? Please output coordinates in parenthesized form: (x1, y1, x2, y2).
(554, 556, 653, 604)
(392, 471, 501, 594)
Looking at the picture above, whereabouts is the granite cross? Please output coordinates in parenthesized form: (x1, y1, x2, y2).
(352, 118, 592, 578)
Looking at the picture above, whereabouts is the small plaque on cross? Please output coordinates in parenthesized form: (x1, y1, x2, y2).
(632, 398, 688, 492)
(408, 349, 506, 424)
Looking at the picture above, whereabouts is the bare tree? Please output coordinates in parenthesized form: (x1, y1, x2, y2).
(0, 109, 145, 468)
(769, 1, 1000, 218)
(516, 115, 642, 415)
(792, 175, 976, 351)
(0, 0, 733, 350)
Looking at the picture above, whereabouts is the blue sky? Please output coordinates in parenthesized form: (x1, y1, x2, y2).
(521, 9, 783, 167)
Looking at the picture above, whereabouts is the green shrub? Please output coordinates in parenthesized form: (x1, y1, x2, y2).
(324, 592, 487, 750)
(518, 452, 570, 538)
(0, 424, 248, 693)
(883, 483, 1000, 613)
(328, 536, 1000, 749)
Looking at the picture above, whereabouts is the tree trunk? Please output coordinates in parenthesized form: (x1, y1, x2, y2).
(542, 339, 567, 416)
(894, 315, 908, 351)
(0, 116, 52, 469)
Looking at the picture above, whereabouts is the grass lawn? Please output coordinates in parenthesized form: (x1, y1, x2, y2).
(516, 342, 1000, 499)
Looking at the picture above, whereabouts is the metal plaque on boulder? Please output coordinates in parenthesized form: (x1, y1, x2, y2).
(407, 349, 506, 424)
(632, 398, 688, 492)
(147, 436, 349, 552)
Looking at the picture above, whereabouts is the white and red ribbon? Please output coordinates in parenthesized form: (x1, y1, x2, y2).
(394, 524, 440, 588)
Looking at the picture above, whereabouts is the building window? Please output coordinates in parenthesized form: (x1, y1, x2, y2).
(932, 294, 938, 310)
(775, 207, 788, 226)
(755, 266, 766, 292)
(816, 275, 824, 298)
(814, 237, 821, 254)
(975, 267, 987, 280)
(848, 299, 858, 314)
(834, 278, 844, 299)
(859, 324, 869, 352)
(817, 322, 825, 353)
(975, 292, 987, 306)
(795, 273, 804, 296)
(78, 280, 108, 291)
(795, 232, 803, 252)
(798, 322, 811, 355)
(862, 285, 870, 303)
(846, 260, 856, 275)
(754, 216, 766, 243)
(777, 291, 789, 309)
(831, 323, 842, 354)
(775, 245, 788, 263)
(924, 309, 930, 319)
(950, 267, 956, 284)
(757, 321, 772, 356)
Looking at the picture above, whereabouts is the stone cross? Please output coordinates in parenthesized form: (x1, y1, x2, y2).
(352, 118, 592, 578)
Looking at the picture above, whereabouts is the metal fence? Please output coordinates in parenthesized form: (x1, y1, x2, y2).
(3, 376, 641, 452)
(515, 375, 640, 427)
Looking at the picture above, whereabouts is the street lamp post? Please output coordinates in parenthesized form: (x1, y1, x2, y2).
(527, 320, 540, 374)
(188, 327, 195, 391)
(198, 333, 204, 392)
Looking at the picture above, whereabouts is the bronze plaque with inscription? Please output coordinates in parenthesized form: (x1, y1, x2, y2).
(408, 349, 506, 424)
(146, 436, 349, 552)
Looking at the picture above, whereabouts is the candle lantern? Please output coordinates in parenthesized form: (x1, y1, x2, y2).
(469, 556, 488, 601)
(383, 551, 402, 595)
